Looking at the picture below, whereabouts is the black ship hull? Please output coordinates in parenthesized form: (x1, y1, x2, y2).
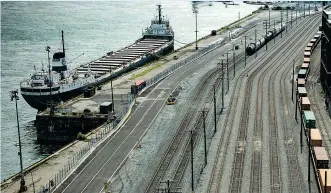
(21, 86, 87, 111)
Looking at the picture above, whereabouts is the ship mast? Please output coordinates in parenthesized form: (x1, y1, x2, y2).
(46, 46, 52, 96)
(157, 4, 162, 24)
(62, 30, 65, 56)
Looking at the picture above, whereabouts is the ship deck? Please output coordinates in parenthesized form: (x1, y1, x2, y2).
(76, 38, 170, 75)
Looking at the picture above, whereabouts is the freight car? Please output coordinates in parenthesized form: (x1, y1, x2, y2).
(313, 146, 329, 169)
(245, 22, 285, 56)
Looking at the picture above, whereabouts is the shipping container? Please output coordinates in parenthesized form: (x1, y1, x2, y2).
(301, 63, 310, 70)
(303, 57, 311, 64)
(310, 129, 323, 146)
(307, 42, 314, 48)
(303, 110, 316, 128)
(298, 87, 308, 98)
(318, 169, 331, 193)
(304, 52, 311, 58)
(301, 97, 311, 110)
(305, 46, 312, 52)
(314, 147, 329, 169)
(310, 38, 317, 44)
(297, 78, 306, 87)
(298, 69, 308, 79)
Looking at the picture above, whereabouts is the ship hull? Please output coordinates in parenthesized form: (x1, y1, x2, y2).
(21, 40, 174, 111)
(21, 86, 87, 111)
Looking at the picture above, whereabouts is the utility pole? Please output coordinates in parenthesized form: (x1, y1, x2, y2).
(281, 11, 283, 38)
(195, 10, 198, 50)
(202, 110, 207, 167)
(238, 12, 240, 20)
(302, 1, 306, 18)
(286, 9, 288, 33)
(291, 8, 293, 29)
(296, 6, 298, 24)
(268, 8, 271, 28)
(308, 3, 310, 15)
(264, 20, 268, 50)
(221, 60, 224, 112)
(233, 44, 235, 79)
(292, 60, 294, 102)
(190, 130, 194, 192)
(110, 69, 115, 114)
(255, 28, 257, 58)
(213, 84, 217, 134)
(295, 82, 298, 122)
(300, 102, 303, 153)
(308, 124, 311, 193)
(273, 21, 276, 43)
(244, 36, 247, 68)
(225, 52, 230, 92)
(10, 90, 27, 192)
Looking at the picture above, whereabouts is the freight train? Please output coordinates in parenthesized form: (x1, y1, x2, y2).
(245, 22, 285, 55)
(294, 30, 330, 192)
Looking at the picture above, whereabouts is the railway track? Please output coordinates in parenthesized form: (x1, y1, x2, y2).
(145, 68, 221, 193)
(269, 15, 317, 192)
(228, 15, 316, 193)
(285, 18, 320, 193)
(265, 14, 320, 193)
(204, 13, 321, 193)
(207, 15, 307, 193)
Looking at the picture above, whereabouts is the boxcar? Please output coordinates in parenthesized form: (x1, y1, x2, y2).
(305, 46, 312, 52)
(304, 52, 311, 58)
(310, 38, 317, 45)
(303, 57, 311, 64)
(301, 63, 310, 70)
(307, 42, 315, 52)
(314, 146, 329, 169)
(310, 128, 323, 147)
(318, 169, 331, 193)
(303, 110, 316, 128)
(301, 97, 311, 110)
(297, 78, 306, 87)
(298, 87, 308, 98)
(298, 69, 308, 80)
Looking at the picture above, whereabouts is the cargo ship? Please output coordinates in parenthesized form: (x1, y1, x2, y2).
(20, 4, 174, 111)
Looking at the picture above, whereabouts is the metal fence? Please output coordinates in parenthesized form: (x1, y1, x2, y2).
(144, 39, 227, 88)
(37, 94, 134, 193)
(36, 38, 225, 193)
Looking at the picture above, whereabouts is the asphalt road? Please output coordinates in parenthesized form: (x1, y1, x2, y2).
(53, 12, 285, 193)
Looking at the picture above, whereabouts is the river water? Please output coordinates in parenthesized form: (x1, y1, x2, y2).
(0, 0, 260, 181)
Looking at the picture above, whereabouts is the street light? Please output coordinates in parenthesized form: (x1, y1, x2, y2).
(194, 10, 198, 50)
(10, 89, 27, 192)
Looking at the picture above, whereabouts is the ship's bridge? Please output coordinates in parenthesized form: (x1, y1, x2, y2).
(142, 4, 174, 40)
(52, 52, 68, 72)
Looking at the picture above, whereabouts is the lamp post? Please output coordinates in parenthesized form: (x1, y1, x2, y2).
(194, 10, 198, 50)
(10, 89, 27, 192)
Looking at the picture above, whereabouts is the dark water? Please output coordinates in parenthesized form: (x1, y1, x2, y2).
(0, 0, 260, 181)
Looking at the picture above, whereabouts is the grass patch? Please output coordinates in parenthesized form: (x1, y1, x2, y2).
(77, 132, 87, 141)
(129, 63, 163, 80)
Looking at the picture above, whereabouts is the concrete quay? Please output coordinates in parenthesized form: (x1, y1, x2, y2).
(1, 8, 285, 193)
